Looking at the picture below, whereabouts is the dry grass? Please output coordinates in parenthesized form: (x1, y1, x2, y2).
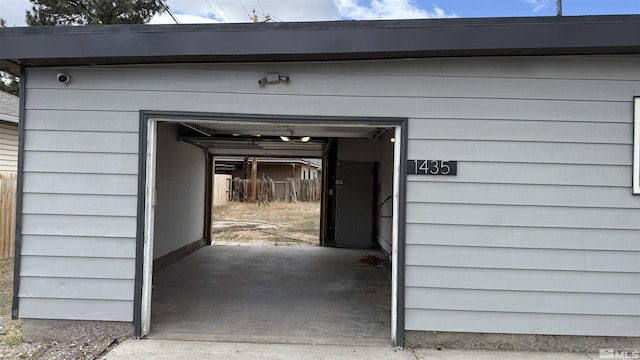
(0, 258, 22, 347)
(212, 201, 321, 245)
(213, 201, 320, 236)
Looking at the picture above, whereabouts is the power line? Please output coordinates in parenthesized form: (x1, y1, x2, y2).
(256, 0, 266, 15)
(203, 0, 228, 22)
(214, 0, 232, 22)
(237, 0, 253, 21)
(159, 0, 180, 24)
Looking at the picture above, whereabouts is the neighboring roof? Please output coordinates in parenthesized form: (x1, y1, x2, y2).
(2, 15, 640, 75)
(0, 91, 19, 124)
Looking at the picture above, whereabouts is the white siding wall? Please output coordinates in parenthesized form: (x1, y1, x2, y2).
(20, 56, 640, 335)
(0, 122, 18, 173)
(153, 123, 205, 259)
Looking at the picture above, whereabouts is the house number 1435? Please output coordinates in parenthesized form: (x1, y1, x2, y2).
(407, 160, 457, 176)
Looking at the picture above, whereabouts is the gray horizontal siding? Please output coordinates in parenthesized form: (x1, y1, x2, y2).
(18, 106, 138, 321)
(20, 256, 135, 279)
(19, 277, 134, 300)
(407, 182, 640, 208)
(405, 309, 640, 337)
(406, 288, 640, 316)
(407, 162, 632, 187)
(23, 152, 138, 174)
(24, 110, 139, 132)
(409, 140, 631, 165)
(24, 130, 139, 153)
(406, 245, 640, 273)
(22, 194, 137, 216)
(22, 173, 138, 195)
(406, 224, 640, 251)
(23, 61, 640, 101)
(408, 119, 632, 144)
(21, 235, 135, 258)
(406, 203, 640, 230)
(22, 214, 136, 237)
(406, 266, 640, 294)
(19, 298, 132, 322)
(20, 56, 640, 334)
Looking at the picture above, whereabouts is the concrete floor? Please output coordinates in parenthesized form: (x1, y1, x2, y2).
(148, 246, 391, 345)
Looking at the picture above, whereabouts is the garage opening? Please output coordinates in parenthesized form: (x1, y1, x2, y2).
(211, 156, 322, 247)
(137, 113, 406, 345)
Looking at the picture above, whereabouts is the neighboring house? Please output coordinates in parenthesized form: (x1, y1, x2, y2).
(215, 157, 321, 180)
(1, 15, 640, 349)
(0, 91, 18, 173)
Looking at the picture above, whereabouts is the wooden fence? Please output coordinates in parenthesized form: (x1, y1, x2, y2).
(231, 177, 321, 203)
(0, 173, 17, 259)
(212, 174, 232, 207)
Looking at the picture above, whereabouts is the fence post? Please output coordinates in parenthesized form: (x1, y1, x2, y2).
(0, 173, 17, 259)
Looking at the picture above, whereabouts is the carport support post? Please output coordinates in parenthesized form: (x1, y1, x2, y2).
(251, 156, 258, 202)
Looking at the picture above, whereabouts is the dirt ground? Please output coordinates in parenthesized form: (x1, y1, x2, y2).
(0, 260, 124, 359)
(212, 201, 321, 246)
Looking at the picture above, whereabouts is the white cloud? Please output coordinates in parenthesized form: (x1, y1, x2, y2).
(525, 0, 551, 13)
(162, 0, 340, 23)
(3, 0, 455, 26)
(149, 12, 220, 24)
(335, 0, 456, 20)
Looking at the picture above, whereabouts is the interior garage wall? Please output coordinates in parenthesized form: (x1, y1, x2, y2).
(336, 137, 394, 254)
(17, 56, 640, 336)
(153, 123, 205, 259)
(377, 130, 395, 256)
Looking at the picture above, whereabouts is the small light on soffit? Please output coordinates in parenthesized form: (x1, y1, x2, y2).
(300, 136, 311, 143)
(232, 133, 240, 137)
(280, 136, 290, 142)
(390, 137, 396, 143)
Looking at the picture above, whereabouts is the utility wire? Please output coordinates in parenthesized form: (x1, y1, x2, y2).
(237, 0, 254, 21)
(203, 0, 227, 22)
(256, 0, 266, 15)
(159, 0, 180, 24)
(214, 0, 232, 22)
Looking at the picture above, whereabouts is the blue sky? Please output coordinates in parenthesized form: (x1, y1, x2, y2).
(436, 0, 640, 18)
(2, 0, 640, 26)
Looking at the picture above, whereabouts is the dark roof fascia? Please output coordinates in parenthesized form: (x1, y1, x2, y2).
(2, 15, 640, 75)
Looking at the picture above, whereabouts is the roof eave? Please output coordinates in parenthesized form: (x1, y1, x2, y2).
(2, 14, 640, 75)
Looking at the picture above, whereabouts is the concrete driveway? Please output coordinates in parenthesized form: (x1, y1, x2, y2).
(102, 339, 600, 360)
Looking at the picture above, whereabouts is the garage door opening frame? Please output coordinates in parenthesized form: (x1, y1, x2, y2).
(134, 110, 408, 346)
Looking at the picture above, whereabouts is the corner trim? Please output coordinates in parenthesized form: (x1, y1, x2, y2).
(11, 68, 26, 319)
(133, 112, 149, 338)
(395, 119, 408, 347)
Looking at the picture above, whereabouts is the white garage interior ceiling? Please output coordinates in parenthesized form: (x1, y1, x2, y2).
(154, 117, 392, 157)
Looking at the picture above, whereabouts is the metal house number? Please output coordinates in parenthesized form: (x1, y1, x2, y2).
(407, 160, 457, 176)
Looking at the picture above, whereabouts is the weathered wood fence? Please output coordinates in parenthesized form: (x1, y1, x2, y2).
(0, 173, 17, 259)
(231, 177, 321, 203)
(212, 174, 232, 207)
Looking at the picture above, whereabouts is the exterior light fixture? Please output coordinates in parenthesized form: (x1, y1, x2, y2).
(300, 136, 311, 143)
(280, 136, 290, 142)
(259, 73, 290, 86)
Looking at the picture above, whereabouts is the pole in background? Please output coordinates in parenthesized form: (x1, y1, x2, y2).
(556, 0, 562, 16)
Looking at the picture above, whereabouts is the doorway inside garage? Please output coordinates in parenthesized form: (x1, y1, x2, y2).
(211, 156, 322, 248)
(136, 112, 407, 346)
